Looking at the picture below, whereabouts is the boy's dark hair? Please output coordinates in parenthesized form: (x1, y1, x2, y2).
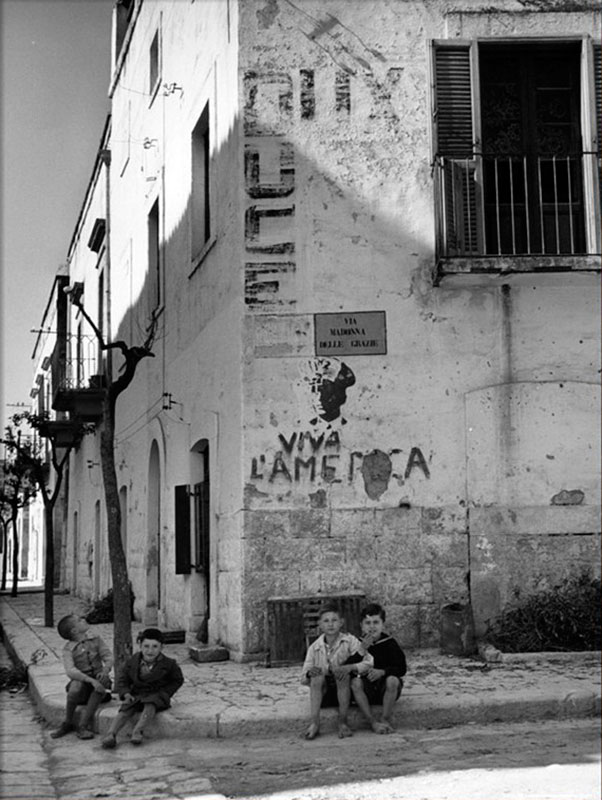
(360, 603, 386, 622)
(57, 614, 77, 640)
(137, 627, 164, 644)
(318, 601, 342, 619)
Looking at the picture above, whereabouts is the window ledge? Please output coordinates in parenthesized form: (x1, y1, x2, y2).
(188, 236, 217, 279)
(436, 254, 601, 284)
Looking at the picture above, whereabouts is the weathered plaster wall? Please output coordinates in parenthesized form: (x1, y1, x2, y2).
(65, 0, 246, 645)
(237, 0, 601, 653)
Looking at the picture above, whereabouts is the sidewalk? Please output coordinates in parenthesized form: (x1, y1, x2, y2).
(1, 591, 600, 742)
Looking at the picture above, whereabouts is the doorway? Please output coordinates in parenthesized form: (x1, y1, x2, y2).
(145, 441, 161, 623)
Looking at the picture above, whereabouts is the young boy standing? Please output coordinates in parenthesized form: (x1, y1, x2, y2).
(50, 614, 113, 740)
(301, 602, 372, 740)
(101, 628, 183, 748)
(350, 603, 406, 733)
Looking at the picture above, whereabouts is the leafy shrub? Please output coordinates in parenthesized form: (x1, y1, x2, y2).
(486, 572, 601, 652)
(0, 663, 27, 692)
(85, 585, 135, 624)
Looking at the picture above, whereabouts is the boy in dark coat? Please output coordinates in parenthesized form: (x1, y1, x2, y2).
(101, 628, 183, 748)
(349, 603, 407, 734)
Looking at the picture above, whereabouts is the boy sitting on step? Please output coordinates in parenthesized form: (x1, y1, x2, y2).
(102, 628, 183, 748)
(50, 614, 113, 740)
(348, 602, 407, 733)
(301, 602, 372, 740)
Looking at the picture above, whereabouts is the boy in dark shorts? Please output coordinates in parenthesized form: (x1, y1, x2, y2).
(300, 602, 372, 740)
(102, 628, 183, 748)
(349, 603, 406, 734)
(50, 614, 113, 740)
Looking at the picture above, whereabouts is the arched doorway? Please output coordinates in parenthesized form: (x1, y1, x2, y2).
(145, 441, 161, 624)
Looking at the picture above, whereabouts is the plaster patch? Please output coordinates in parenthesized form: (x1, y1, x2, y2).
(361, 450, 392, 500)
(309, 489, 327, 508)
(551, 489, 585, 505)
(256, 0, 279, 30)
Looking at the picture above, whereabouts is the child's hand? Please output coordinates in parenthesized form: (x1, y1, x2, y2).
(91, 678, 108, 692)
(332, 665, 351, 681)
(123, 692, 136, 703)
(361, 633, 377, 649)
(306, 666, 323, 678)
(366, 668, 385, 682)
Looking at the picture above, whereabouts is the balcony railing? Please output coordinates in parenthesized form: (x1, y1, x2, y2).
(51, 334, 105, 420)
(434, 152, 598, 260)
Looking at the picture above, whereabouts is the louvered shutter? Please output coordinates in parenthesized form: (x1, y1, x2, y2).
(434, 45, 474, 157)
(594, 44, 601, 153)
(174, 484, 191, 574)
(433, 42, 481, 256)
(192, 479, 210, 575)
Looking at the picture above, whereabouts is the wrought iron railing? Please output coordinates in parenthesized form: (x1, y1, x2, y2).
(434, 152, 597, 258)
(51, 333, 103, 393)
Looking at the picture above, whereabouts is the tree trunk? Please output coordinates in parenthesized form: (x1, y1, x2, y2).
(1, 523, 7, 591)
(100, 414, 132, 671)
(44, 503, 54, 627)
(10, 517, 19, 597)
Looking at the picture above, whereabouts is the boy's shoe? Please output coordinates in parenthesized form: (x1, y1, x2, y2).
(101, 734, 117, 749)
(50, 722, 74, 739)
(130, 730, 143, 745)
(76, 727, 95, 740)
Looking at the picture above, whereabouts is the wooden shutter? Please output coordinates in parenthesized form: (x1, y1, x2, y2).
(193, 479, 210, 574)
(433, 42, 481, 255)
(434, 44, 475, 156)
(594, 44, 601, 151)
(581, 38, 601, 253)
(174, 484, 191, 574)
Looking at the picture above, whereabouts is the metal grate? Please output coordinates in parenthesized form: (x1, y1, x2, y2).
(266, 592, 365, 666)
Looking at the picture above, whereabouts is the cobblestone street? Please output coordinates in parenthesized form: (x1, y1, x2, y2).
(1, 676, 599, 800)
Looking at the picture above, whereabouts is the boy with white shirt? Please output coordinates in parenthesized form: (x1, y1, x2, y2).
(300, 602, 372, 740)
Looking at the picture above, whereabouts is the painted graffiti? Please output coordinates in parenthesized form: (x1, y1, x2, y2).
(243, 69, 352, 307)
(250, 431, 430, 497)
(300, 359, 356, 425)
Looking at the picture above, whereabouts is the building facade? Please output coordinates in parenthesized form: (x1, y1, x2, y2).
(38, 0, 601, 659)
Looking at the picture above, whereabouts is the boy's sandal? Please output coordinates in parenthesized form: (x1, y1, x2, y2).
(131, 731, 143, 745)
(304, 723, 320, 740)
(101, 734, 117, 749)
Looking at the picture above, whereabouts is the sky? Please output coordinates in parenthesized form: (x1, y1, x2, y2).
(0, 0, 114, 432)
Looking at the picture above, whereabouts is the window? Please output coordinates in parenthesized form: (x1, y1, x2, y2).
(147, 199, 161, 311)
(191, 103, 211, 261)
(174, 445, 210, 576)
(113, 0, 135, 67)
(149, 28, 161, 97)
(433, 38, 600, 262)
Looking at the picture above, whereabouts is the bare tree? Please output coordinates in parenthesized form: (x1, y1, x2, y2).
(2, 415, 85, 623)
(67, 293, 159, 669)
(0, 437, 38, 598)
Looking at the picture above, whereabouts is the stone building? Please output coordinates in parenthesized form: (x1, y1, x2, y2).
(37, 0, 600, 659)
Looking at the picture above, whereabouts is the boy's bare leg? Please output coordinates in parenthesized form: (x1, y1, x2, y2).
(77, 689, 105, 738)
(101, 708, 134, 748)
(335, 673, 353, 738)
(131, 703, 156, 744)
(381, 676, 401, 732)
(305, 675, 325, 739)
(350, 677, 388, 734)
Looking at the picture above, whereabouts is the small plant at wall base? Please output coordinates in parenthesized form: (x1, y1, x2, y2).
(485, 573, 601, 653)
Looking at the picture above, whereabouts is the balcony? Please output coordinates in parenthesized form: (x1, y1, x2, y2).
(51, 334, 106, 422)
(434, 152, 600, 278)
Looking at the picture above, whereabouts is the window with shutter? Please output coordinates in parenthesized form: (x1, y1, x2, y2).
(433, 37, 600, 265)
(174, 484, 191, 574)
